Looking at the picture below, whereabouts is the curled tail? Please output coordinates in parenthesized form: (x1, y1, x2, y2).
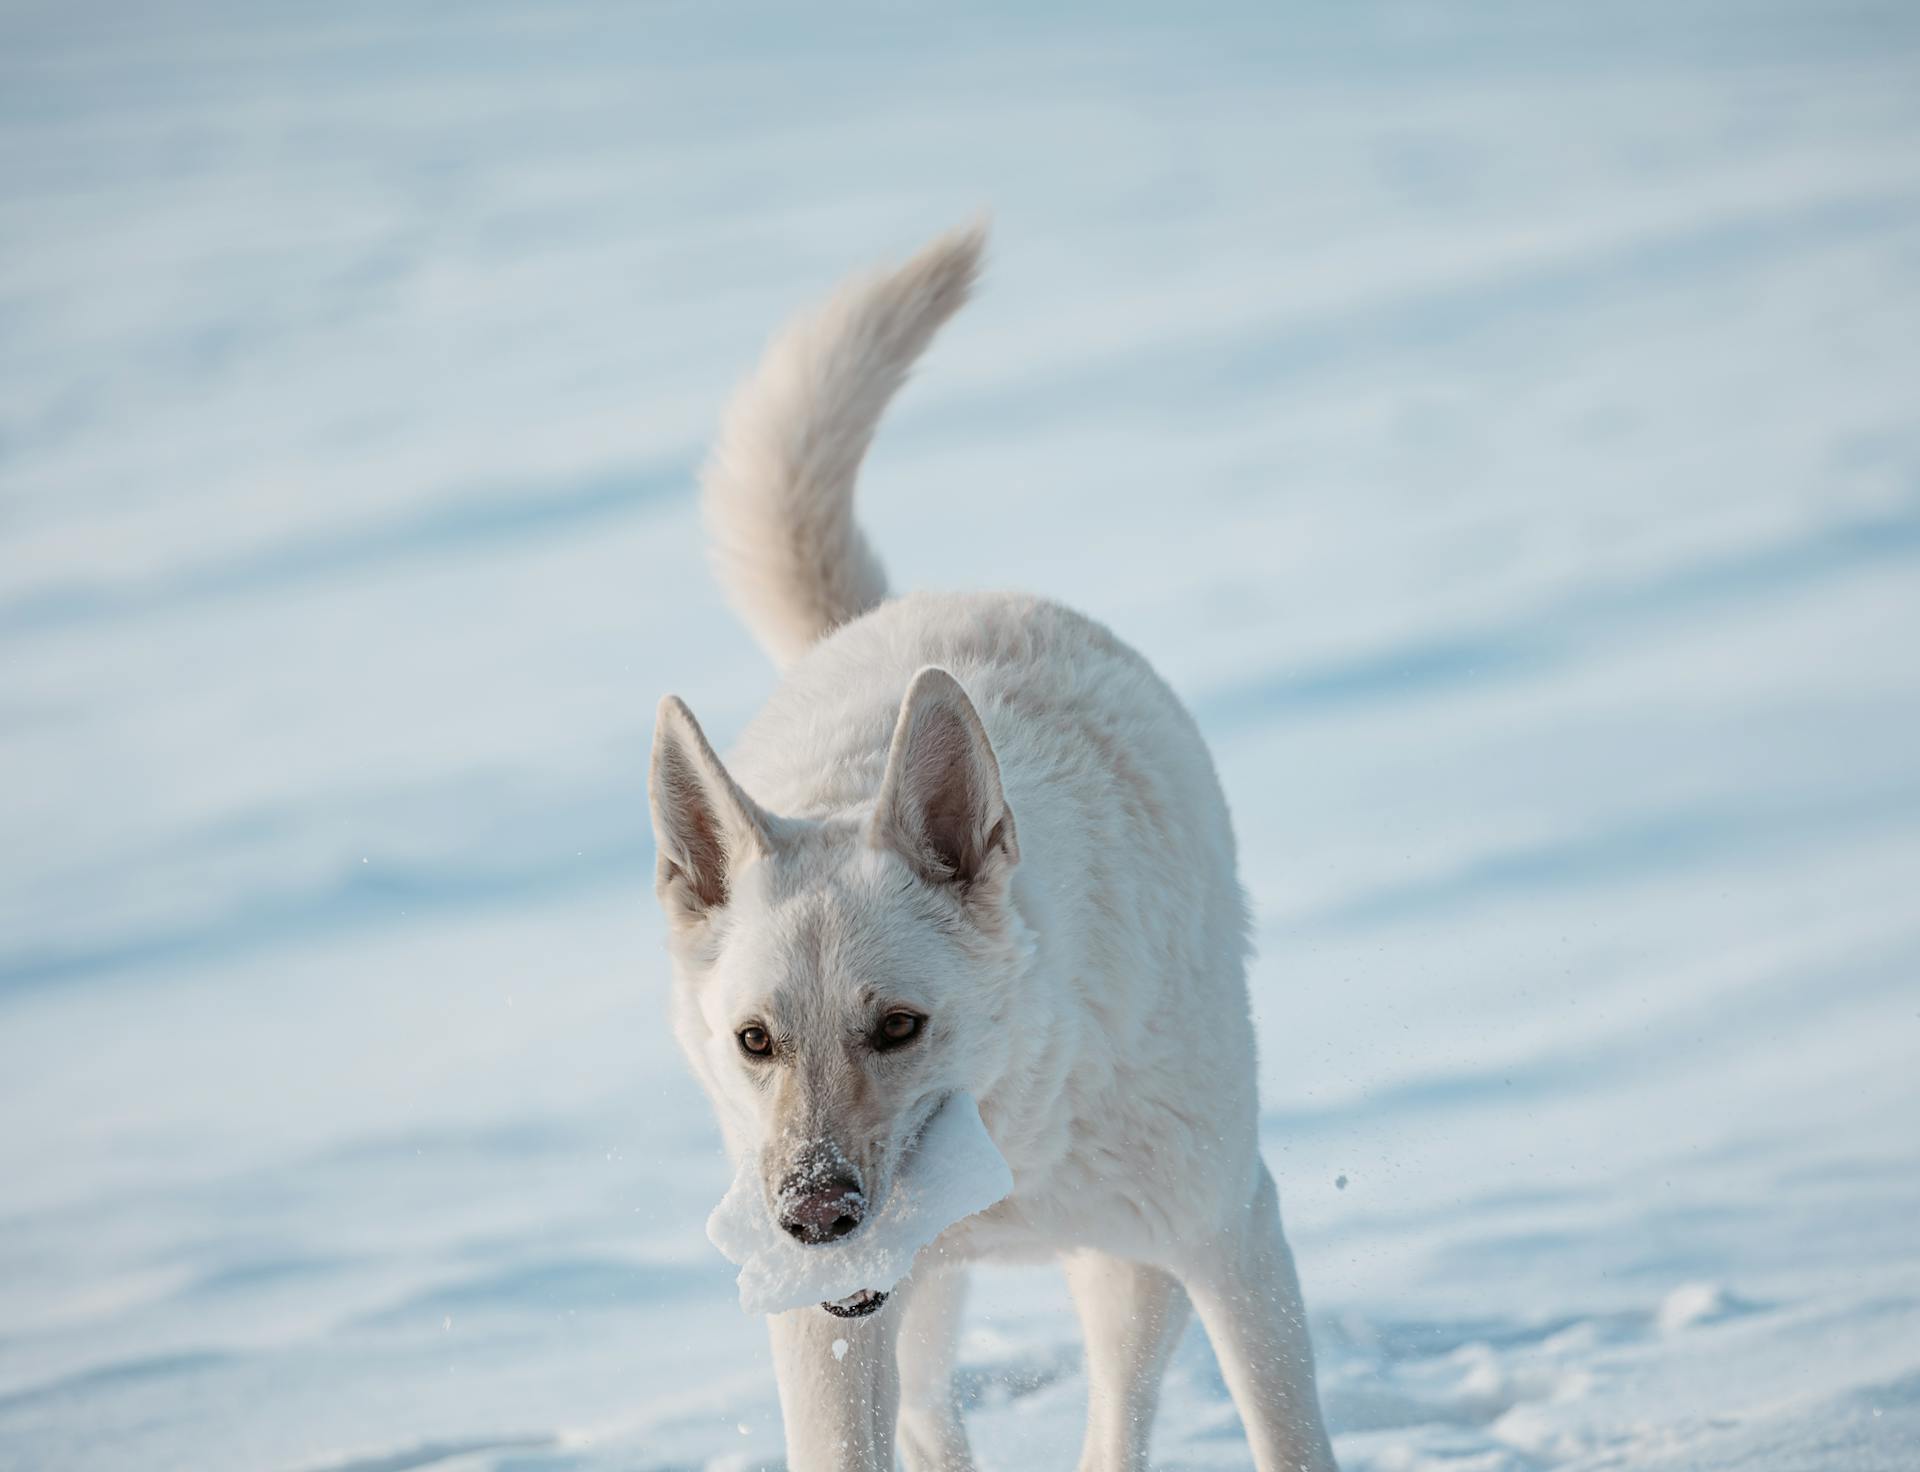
(701, 221, 985, 667)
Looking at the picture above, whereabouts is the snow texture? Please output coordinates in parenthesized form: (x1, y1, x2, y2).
(707, 1093, 1012, 1315)
(2, 2, 1919, 1470)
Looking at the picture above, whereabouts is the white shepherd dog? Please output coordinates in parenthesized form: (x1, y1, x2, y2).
(648, 223, 1338, 1472)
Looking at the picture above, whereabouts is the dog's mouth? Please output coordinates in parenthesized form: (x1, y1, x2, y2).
(803, 1099, 955, 1320)
(821, 1288, 888, 1318)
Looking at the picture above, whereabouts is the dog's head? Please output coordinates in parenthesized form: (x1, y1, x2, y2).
(648, 667, 1025, 1269)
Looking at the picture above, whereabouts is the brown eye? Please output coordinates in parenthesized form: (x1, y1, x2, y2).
(738, 1025, 773, 1058)
(876, 1012, 923, 1050)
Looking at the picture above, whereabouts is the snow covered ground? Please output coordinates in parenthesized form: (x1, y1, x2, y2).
(4, 2, 1920, 1468)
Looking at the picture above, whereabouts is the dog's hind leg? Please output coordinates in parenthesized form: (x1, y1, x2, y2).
(769, 1298, 901, 1472)
(895, 1265, 975, 1472)
(1065, 1250, 1190, 1472)
(1181, 1164, 1338, 1472)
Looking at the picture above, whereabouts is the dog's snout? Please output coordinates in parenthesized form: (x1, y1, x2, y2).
(777, 1172, 866, 1245)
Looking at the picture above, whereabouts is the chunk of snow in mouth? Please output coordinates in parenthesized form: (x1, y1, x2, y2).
(705, 1092, 1012, 1315)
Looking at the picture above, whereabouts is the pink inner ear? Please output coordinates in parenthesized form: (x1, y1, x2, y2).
(904, 707, 981, 876)
(653, 699, 773, 913)
(658, 744, 732, 908)
(883, 685, 1012, 889)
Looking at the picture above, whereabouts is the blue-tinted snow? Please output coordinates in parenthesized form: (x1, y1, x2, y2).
(3, 3, 1919, 1468)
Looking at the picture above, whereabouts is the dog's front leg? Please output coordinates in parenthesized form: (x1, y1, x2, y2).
(769, 1301, 903, 1472)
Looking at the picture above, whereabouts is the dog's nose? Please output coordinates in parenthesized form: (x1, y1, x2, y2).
(778, 1175, 866, 1244)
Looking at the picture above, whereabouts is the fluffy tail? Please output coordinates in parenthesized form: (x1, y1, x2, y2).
(701, 222, 985, 667)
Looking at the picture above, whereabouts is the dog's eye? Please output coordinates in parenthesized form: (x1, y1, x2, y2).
(875, 1012, 923, 1050)
(737, 1025, 773, 1058)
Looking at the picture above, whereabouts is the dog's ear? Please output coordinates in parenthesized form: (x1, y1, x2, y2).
(649, 695, 775, 923)
(870, 667, 1019, 899)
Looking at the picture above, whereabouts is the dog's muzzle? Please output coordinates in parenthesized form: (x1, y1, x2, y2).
(822, 1288, 888, 1318)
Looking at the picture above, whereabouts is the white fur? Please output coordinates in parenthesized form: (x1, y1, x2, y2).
(701, 222, 982, 668)
(650, 226, 1337, 1472)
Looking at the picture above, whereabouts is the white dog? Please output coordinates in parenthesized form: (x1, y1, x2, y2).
(648, 224, 1337, 1472)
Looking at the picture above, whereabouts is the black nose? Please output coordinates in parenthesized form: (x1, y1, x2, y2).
(778, 1174, 866, 1244)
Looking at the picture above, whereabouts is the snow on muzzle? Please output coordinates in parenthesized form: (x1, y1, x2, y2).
(705, 1093, 1013, 1317)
